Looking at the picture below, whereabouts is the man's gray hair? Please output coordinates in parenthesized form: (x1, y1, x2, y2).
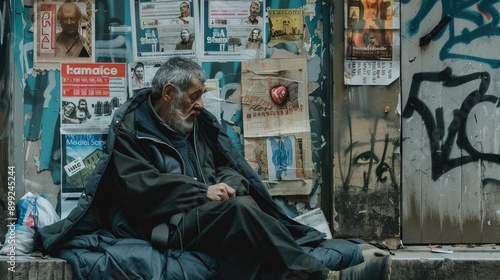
(151, 57, 206, 101)
(250, 0, 260, 8)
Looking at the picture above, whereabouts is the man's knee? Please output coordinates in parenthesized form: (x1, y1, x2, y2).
(226, 196, 259, 211)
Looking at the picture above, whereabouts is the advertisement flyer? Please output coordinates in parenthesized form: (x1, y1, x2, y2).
(241, 58, 310, 137)
(343, 0, 400, 85)
(61, 133, 107, 191)
(60, 63, 128, 133)
(202, 0, 265, 60)
(35, 0, 94, 70)
(131, 0, 198, 60)
(267, 9, 304, 45)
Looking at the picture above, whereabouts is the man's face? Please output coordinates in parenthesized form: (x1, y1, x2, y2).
(181, 30, 190, 42)
(250, 3, 260, 17)
(368, 34, 377, 45)
(251, 29, 259, 39)
(165, 79, 205, 135)
(78, 101, 87, 110)
(180, 2, 190, 17)
(64, 103, 75, 116)
(59, 4, 80, 36)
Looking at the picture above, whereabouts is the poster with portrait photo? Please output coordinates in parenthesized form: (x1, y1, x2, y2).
(131, 0, 199, 61)
(34, 0, 94, 70)
(343, 0, 400, 85)
(345, 0, 394, 60)
(128, 61, 161, 97)
(201, 0, 266, 60)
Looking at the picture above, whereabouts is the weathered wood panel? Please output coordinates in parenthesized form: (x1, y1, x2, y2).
(401, 0, 500, 243)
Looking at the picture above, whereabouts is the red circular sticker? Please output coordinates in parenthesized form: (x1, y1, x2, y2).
(270, 85, 288, 105)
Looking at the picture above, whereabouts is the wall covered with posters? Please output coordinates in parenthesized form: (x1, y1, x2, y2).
(6, 0, 499, 246)
(5, 0, 334, 238)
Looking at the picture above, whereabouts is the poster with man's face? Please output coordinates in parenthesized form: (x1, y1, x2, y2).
(202, 0, 266, 60)
(131, 0, 198, 61)
(35, 0, 94, 70)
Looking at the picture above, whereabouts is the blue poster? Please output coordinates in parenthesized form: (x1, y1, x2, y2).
(61, 134, 107, 192)
(132, 0, 197, 60)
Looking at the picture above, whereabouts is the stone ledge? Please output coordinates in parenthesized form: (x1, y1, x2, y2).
(0, 255, 73, 280)
(390, 245, 500, 280)
(1, 246, 500, 279)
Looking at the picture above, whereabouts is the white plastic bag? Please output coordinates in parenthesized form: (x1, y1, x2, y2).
(0, 192, 60, 255)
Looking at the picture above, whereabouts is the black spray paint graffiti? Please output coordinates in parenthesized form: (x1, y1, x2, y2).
(403, 0, 500, 68)
(337, 109, 400, 190)
(402, 67, 499, 181)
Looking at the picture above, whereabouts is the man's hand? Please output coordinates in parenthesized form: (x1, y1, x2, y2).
(206, 183, 236, 201)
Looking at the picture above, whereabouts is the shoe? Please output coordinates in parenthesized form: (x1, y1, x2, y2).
(327, 270, 340, 280)
(338, 255, 391, 280)
(358, 243, 390, 262)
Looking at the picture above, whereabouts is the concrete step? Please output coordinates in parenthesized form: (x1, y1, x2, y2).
(391, 245, 500, 280)
(1, 245, 499, 279)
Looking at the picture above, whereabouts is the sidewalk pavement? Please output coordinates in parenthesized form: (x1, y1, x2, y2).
(390, 244, 500, 280)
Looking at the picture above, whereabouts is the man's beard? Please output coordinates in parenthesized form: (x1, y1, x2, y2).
(165, 100, 195, 136)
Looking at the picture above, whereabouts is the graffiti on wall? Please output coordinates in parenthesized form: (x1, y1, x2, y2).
(402, 67, 500, 181)
(333, 86, 401, 238)
(401, 0, 500, 243)
(337, 110, 400, 190)
(403, 0, 500, 68)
